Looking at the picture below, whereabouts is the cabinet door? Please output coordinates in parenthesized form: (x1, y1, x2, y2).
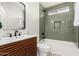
(0, 37, 37, 56)
(25, 42, 37, 56)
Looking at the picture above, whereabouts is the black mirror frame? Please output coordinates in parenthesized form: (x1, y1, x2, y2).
(20, 2, 26, 30)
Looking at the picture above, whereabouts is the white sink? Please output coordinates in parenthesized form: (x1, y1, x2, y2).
(0, 37, 17, 44)
(0, 35, 37, 46)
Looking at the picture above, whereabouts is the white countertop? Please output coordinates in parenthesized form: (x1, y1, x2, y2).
(0, 35, 37, 46)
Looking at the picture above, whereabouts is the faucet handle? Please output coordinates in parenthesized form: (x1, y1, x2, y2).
(18, 32, 22, 36)
(18, 33, 21, 36)
(9, 33, 12, 37)
(7, 33, 12, 37)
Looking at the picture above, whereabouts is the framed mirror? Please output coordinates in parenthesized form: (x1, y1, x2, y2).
(0, 2, 26, 30)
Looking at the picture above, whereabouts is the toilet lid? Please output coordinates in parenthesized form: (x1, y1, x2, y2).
(37, 43, 50, 49)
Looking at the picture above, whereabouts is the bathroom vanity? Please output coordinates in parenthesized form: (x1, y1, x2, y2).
(0, 35, 37, 56)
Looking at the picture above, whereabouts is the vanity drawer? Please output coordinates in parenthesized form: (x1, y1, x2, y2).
(7, 47, 26, 56)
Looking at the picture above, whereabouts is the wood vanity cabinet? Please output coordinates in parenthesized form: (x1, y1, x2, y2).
(0, 37, 37, 56)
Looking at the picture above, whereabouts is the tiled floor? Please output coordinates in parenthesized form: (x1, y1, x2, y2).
(39, 39, 79, 56)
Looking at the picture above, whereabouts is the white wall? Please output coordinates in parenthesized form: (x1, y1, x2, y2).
(25, 2, 40, 42)
(25, 2, 39, 34)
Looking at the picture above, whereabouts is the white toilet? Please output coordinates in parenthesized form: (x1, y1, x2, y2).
(37, 43, 50, 56)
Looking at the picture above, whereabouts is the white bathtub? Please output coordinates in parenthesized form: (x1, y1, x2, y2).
(40, 39, 79, 56)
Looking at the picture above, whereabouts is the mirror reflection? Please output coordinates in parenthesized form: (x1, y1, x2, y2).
(0, 2, 26, 30)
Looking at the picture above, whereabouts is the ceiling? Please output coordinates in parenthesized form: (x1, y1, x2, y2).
(41, 2, 64, 8)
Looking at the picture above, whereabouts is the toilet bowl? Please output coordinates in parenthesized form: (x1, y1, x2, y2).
(37, 43, 50, 56)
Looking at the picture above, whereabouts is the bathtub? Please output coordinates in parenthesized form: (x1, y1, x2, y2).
(39, 39, 79, 56)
